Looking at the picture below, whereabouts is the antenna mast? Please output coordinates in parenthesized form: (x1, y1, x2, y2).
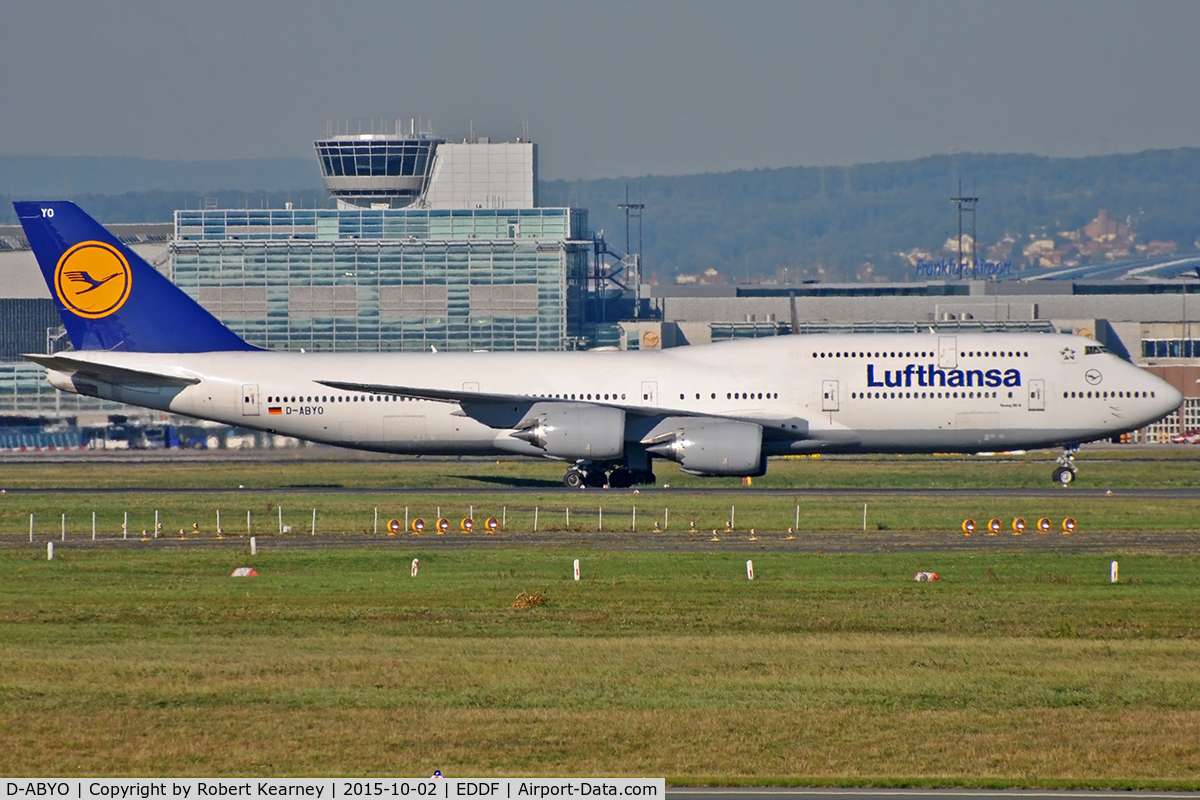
(617, 186, 645, 318)
(951, 179, 978, 279)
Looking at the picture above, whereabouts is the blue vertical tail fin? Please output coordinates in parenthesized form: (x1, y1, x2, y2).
(14, 201, 257, 352)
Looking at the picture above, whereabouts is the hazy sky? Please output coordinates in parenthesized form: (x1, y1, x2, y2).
(2, 1, 1198, 180)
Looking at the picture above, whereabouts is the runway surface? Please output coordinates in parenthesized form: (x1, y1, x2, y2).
(668, 791, 1200, 800)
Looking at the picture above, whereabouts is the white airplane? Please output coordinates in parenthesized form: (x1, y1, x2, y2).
(15, 201, 1182, 487)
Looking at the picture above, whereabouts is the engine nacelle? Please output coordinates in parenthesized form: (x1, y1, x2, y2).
(643, 417, 764, 476)
(509, 403, 625, 460)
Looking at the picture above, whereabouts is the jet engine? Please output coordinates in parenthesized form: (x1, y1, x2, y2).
(642, 417, 765, 476)
(509, 403, 625, 460)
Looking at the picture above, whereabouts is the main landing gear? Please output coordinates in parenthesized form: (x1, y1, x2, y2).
(1051, 445, 1080, 486)
(563, 463, 655, 489)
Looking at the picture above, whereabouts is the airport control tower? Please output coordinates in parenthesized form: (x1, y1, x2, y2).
(315, 120, 537, 210)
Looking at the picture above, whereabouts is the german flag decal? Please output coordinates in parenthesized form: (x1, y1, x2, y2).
(268, 407, 282, 415)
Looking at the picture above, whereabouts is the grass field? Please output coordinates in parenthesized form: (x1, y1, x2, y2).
(3, 453, 1200, 784)
(7, 490, 1200, 540)
(2, 547, 1199, 784)
(5, 451, 1200, 538)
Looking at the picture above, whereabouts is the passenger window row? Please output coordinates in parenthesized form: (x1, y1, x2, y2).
(851, 391, 1004, 400)
(678, 392, 780, 400)
(1065, 390, 1155, 399)
(523, 393, 628, 401)
(267, 394, 413, 403)
(813, 350, 1029, 359)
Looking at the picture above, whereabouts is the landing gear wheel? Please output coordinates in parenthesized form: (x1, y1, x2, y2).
(1052, 466, 1076, 486)
(563, 468, 585, 489)
(584, 469, 607, 488)
(608, 468, 633, 488)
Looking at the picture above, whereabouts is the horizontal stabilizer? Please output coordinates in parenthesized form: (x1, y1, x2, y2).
(24, 354, 201, 387)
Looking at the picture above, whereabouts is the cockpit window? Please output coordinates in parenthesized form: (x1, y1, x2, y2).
(1084, 345, 1110, 355)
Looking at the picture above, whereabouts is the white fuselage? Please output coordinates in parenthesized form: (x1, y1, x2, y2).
(44, 333, 1181, 458)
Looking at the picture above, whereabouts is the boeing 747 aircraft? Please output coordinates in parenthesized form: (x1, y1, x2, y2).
(15, 201, 1182, 487)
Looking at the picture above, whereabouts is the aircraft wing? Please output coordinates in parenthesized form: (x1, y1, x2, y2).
(24, 354, 201, 387)
(318, 378, 672, 418)
(317, 379, 530, 406)
(317, 378, 814, 439)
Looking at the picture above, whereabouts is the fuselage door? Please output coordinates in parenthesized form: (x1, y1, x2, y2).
(1028, 378, 1045, 411)
(938, 336, 958, 369)
(241, 384, 260, 416)
(641, 381, 658, 406)
(822, 379, 840, 412)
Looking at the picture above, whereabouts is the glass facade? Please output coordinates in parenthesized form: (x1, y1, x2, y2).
(171, 207, 589, 353)
(175, 207, 584, 242)
(1142, 339, 1200, 359)
(315, 139, 438, 178)
(0, 299, 62, 361)
(313, 135, 444, 208)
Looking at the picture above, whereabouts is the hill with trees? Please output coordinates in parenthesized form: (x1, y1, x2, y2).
(4, 149, 1199, 282)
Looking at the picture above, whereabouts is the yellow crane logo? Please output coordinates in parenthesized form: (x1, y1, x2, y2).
(54, 240, 132, 319)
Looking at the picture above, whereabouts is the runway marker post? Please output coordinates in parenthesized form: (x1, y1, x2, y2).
(247, 510, 251, 534)
(123, 511, 128, 540)
(374, 507, 378, 535)
(573, 558, 580, 581)
(565, 508, 570, 529)
(411, 558, 419, 578)
(155, 510, 160, 538)
(862, 503, 867, 531)
(746, 559, 754, 580)
(598, 506, 603, 531)
(29, 514, 33, 542)
(1111, 561, 1119, 583)
(47, 542, 53, 561)
(632, 505, 636, 532)
(311, 508, 316, 536)
(664, 508, 669, 530)
(61, 513, 65, 541)
(533, 507, 539, 532)
(278, 505, 283, 534)
(92, 511, 96, 541)
(250, 537, 257, 556)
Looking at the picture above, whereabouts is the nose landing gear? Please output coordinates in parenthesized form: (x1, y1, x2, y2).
(1052, 445, 1079, 486)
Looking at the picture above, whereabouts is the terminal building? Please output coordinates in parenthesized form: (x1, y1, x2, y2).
(2, 123, 1200, 447)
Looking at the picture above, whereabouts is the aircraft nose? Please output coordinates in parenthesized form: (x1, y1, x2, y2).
(1155, 375, 1184, 416)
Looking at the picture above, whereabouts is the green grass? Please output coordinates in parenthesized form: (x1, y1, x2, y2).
(2, 548, 1200, 782)
(6, 549, 1200, 639)
(5, 489, 1200, 538)
(3, 454, 1200, 782)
